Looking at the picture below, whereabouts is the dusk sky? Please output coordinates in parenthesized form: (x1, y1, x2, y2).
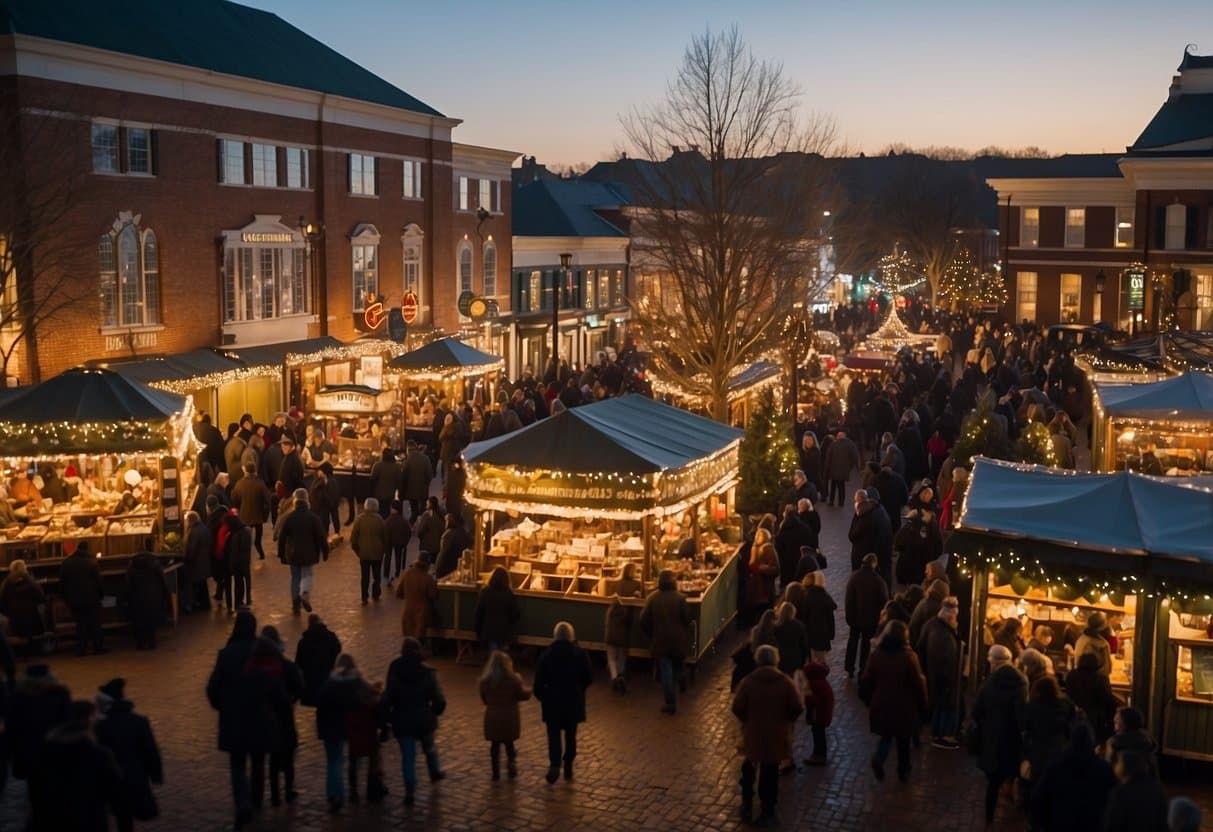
(246, 0, 1212, 166)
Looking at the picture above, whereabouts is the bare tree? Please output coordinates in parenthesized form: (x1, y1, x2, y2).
(622, 26, 836, 421)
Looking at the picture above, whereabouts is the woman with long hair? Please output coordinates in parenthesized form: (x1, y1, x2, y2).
(478, 650, 531, 780)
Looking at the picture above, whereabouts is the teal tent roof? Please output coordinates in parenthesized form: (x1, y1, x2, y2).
(0, 0, 443, 117)
(464, 394, 742, 475)
(88, 349, 245, 385)
(1097, 371, 1213, 419)
(388, 338, 501, 372)
(0, 367, 185, 423)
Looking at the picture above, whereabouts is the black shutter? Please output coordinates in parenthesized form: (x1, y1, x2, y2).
(1154, 206, 1166, 249)
(216, 139, 224, 183)
(150, 130, 159, 176)
(1186, 205, 1199, 250)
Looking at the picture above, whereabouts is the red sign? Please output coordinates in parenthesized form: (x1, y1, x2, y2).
(363, 301, 386, 330)
(401, 291, 419, 324)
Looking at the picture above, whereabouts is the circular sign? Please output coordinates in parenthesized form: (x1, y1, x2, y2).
(363, 301, 386, 330)
(468, 297, 488, 321)
(401, 291, 419, 324)
(457, 291, 475, 316)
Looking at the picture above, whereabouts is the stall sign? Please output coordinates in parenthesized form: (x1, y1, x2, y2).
(1125, 267, 1146, 311)
(471, 465, 656, 512)
(401, 291, 419, 324)
(314, 388, 394, 414)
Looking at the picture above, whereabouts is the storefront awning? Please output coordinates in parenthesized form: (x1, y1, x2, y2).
(1097, 371, 1213, 420)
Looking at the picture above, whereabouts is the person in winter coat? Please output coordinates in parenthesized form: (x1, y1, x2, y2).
(1105, 707, 1158, 779)
(479, 650, 532, 780)
(126, 549, 172, 649)
(774, 505, 813, 588)
(972, 644, 1029, 824)
(384, 500, 412, 586)
(731, 644, 803, 826)
(342, 673, 387, 807)
(1030, 720, 1116, 832)
(798, 432, 825, 495)
(0, 559, 46, 649)
(8, 663, 70, 782)
(247, 627, 304, 808)
(219, 509, 253, 610)
(276, 436, 306, 498)
(414, 497, 444, 560)
(533, 621, 593, 784)
(850, 488, 894, 587)
(295, 614, 342, 708)
(745, 538, 781, 613)
(640, 570, 692, 714)
(278, 489, 329, 615)
(475, 567, 521, 652)
(795, 498, 822, 550)
(1066, 652, 1119, 745)
(872, 464, 909, 532)
(232, 462, 272, 562)
(315, 653, 371, 813)
(772, 600, 809, 680)
(604, 595, 633, 693)
(382, 637, 447, 806)
(27, 699, 125, 832)
(822, 430, 860, 507)
(308, 463, 343, 535)
(351, 499, 389, 604)
(225, 429, 248, 489)
(844, 554, 889, 677)
(1103, 749, 1169, 832)
(94, 678, 162, 832)
(401, 442, 434, 520)
(859, 620, 928, 783)
(1021, 674, 1075, 803)
(909, 578, 950, 647)
(916, 597, 962, 748)
(1075, 611, 1114, 676)
(368, 449, 402, 517)
(801, 571, 837, 661)
(206, 611, 268, 828)
(397, 555, 438, 639)
(893, 509, 942, 589)
(59, 542, 106, 655)
(802, 659, 834, 765)
(445, 458, 467, 519)
(435, 513, 471, 579)
(184, 511, 213, 612)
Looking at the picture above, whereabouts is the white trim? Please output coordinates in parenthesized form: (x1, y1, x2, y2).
(1119, 157, 1213, 190)
(986, 177, 1133, 206)
(1006, 258, 1138, 267)
(350, 223, 382, 244)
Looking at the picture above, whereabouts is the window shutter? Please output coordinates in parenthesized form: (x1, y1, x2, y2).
(1153, 206, 1166, 249)
(216, 139, 224, 182)
(492, 181, 499, 213)
(1186, 205, 1199, 249)
(150, 131, 159, 176)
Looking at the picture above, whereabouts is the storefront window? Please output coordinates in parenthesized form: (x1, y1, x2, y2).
(223, 243, 307, 323)
(584, 269, 596, 309)
(1060, 273, 1081, 323)
(1015, 272, 1037, 322)
(612, 269, 624, 306)
(528, 271, 542, 313)
(1170, 609, 1213, 702)
(598, 270, 610, 310)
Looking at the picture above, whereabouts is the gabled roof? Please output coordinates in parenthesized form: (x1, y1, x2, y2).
(0, 367, 185, 423)
(88, 349, 246, 385)
(388, 337, 502, 373)
(512, 178, 629, 238)
(1130, 93, 1213, 153)
(0, 0, 443, 117)
(1096, 371, 1213, 419)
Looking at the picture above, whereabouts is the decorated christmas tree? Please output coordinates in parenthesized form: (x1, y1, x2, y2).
(950, 390, 1013, 465)
(1014, 421, 1058, 466)
(737, 388, 799, 515)
(939, 248, 1009, 311)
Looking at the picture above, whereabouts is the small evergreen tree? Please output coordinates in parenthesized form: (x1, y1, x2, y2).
(737, 388, 799, 515)
(1014, 421, 1058, 466)
(950, 390, 1013, 465)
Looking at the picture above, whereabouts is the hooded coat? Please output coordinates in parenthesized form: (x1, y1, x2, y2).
(802, 660, 835, 727)
(803, 584, 837, 651)
(480, 671, 532, 743)
(972, 663, 1028, 778)
(294, 620, 342, 707)
(27, 722, 124, 832)
(95, 698, 163, 821)
(1064, 653, 1118, 743)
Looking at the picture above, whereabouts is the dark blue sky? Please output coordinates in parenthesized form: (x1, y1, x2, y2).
(245, 0, 1212, 165)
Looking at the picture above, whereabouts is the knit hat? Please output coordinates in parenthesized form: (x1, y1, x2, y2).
(99, 678, 126, 701)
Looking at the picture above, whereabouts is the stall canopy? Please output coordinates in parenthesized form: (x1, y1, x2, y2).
(651, 359, 780, 403)
(221, 336, 345, 370)
(0, 367, 191, 454)
(1097, 372, 1213, 419)
(955, 457, 1213, 570)
(463, 394, 742, 516)
(88, 348, 275, 394)
(388, 337, 503, 380)
(1079, 331, 1213, 376)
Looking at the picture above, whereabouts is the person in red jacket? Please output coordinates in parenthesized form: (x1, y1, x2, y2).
(802, 659, 834, 766)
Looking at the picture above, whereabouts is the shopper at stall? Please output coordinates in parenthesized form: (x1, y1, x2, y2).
(225, 426, 247, 488)
(745, 537, 781, 619)
(398, 555, 438, 640)
(1066, 652, 1119, 745)
(992, 617, 1026, 662)
(1103, 750, 1169, 832)
(232, 463, 272, 561)
(908, 578, 950, 647)
(350, 498, 388, 605)
(382, 636, 447, 807)
(640, 570, 692, 715)
(208, 471, 232, 509)
(823, 430, 860, 507)
(1021, 675, 1076, 805)
(434, 513, 471, 580)
(126, 548, 172, 649)
(184, 511, 213, 613)
(844, 553, 888, 678)
(26, 699, 124, 832)
(218, 510, 253, 611)
(971, 644, 1028, 824)
(859, 620, 927, 784)
(1106, 707, 1158, 779)
(274, 435, 304, 497)
(1075, 611, 1113, 675)
(415, 497, 444, 561)
(893, 508, 942, 589)
(278, 488, 329, 615)
(59, 541, 106, 656)
(916, 596, 962, 749)
(474, 567, 521, 653)
(94, 678, 163, 832)
(732, 643, 803, 826)
(479, 650, 531, 781)
(534, 621, 593, 784)
(384, 500, 412, 587)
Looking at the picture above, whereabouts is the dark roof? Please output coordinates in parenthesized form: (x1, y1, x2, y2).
(0, 0, 443, 117)
(0, 367, 185, 423)
(221, 336, 343, 368)
(87, 348, 244, 385)
(974, 153, 1125, 179)
(1179, 51, 1213, 70)
(464, 394, 741, 475)
(512, 179, 629, 238)
(728, 361, 781, 393)
(388, 337, 501, 372)
(1130, 93, 1213, 152)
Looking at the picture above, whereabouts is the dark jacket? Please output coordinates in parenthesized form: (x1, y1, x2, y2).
(1065, 653, 1119, 743)
(222, 523, 253, 575)
(474, 583, 522, 648)
(435, 524, 471, 579)
(126, 552, 171, 624)
(386, 512, 412, 549)
(185, 522, 212, 582)
(872, 468, 909, 531)
(350, 511, 388, 562)
(243, 646, 303, 753)
(308, 477, 341, 521)
(415, 510, 443, 557)
(908, 592, 944, 647)
(383, 654, 446, 739)
(481, 672, 531, 743)
(401, 450, 434, 500)
(823, 436, 860, 482)
(731, 665, 803, 764)
(798, 443, 824, 491)
(1021, 697, 1075, 782)
(95, 699, 163, 821)
(1102, 777, 1169, 832)
(59, 550, 104, 611)
(294, 621, 342, 707)
(796, 508, 821, 549)
(0, 574, 47, 639)
(9, 672, 70, 780)
(916, 616, 961, 711)
(639, 582, 692, 660)
(232, 475, 272, 526)
(859, 634, 927, 737)
(315, 670, 370, 743)
(773, 618, 809, 676)
(205, 636, 260, 752)
(277, 506, 329, 566)
(972, 663, 1028, 778)
(534, 639, 593, 727)
(844, 567, 889, 631)
(1030, 747, 1116, 832)
(27, 723, 124, 832)
(277, 450, 306, 494)
(775, 516, 814, 585)
(803, 585, 837, 651)
(893, 516, 942, 587)
(369, 459, 403, 502)
(604, 600, 632, 647)
(849, 503, 893, 574)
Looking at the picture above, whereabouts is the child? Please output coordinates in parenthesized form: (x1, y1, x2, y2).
(479, 650, 531, 780)
(604, 597, 631, 693)
(802, 659, 834, 765)
(384, 500, 412, 587)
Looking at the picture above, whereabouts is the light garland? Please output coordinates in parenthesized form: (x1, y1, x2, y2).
(285, 340, 410, 367)
(938, 248, 1008, 308)
(0, 394, 199, 461)
(649, 362, 782, 405)
(388, 359, 504, 383)
(861, 303, 935, 354)
(871, 248, 927, 295)
(147, 364, 282, 395)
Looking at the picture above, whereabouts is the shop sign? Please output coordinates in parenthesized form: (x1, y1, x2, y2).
(1125, 267, 1146, 311)
(241, 232, 295, 244)
(105, 331, 158, 352)
(458, 291, 475, 316)
(472, 466, 655, 512)
(401, 291, 419, 324)
(314, 388, 393, 414)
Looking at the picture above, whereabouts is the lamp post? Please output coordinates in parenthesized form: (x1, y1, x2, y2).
(556, 252, 571, 375)
(1094, 270, 1106, 325)
(298, 216, 326, 335)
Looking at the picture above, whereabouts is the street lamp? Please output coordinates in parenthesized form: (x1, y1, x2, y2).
(555, 252, 572, 376)
(298, 216, 326, 335)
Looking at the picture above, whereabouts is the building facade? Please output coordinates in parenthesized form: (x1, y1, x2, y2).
(987, 51, 1213, 332)
(0, 0, 516, 383)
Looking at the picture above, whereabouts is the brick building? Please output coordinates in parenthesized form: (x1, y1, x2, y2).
(0, 0, 516, 385)
(987, 51, 1213, 332)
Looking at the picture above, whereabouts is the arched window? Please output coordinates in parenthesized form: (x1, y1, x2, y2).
(483, 242, 496, 297)
(459, 243, 473, 296)
(100, 214, 160, 328)
(402, 224, 424, 314)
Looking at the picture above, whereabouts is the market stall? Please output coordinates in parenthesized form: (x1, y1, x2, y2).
(949, 457, 1213, 761)
(650, 360, 782, 426)
(435, 394, 743, 663)
(386, 337, 504, 446)
(310, 383, 402, 514)
(0, 368, 199, 563)
(1091, 372, 1213, 473)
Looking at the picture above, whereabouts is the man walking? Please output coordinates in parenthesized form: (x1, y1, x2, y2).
(350, 498, 388, 604)
(639, 569, 691, 714)
(732, 644, 803, 827)
(277, 488, 328, 614)
(844, 553, 888, 678)
(823, 430, 860, 507)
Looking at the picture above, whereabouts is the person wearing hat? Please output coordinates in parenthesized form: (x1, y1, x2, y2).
(233, 462, 272, 561)
(276, 435, 306, 498)
(1075, 611, 1113, 676)
(844, 553, 889, 678)
(971, 644, 1028, 824)
(94, 678, 163, 830)
(278, 488, 329, 614)
(309, 462, 342, 537)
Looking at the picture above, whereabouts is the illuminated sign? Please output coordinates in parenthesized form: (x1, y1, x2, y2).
(1125, 267, 1146, 311)
(241, 232, 297, 244)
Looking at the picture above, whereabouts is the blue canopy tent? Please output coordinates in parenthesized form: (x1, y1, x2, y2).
(1092, 372, 1213, 471)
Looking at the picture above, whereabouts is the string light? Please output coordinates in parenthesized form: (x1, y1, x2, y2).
(938, 248, 1008, 309)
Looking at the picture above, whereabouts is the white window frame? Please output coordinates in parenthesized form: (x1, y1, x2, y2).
(1020, 207, 1039, 248)
(1064, 208, 1085, 248)
(251, 143, 278, 188)
(402, 224, 424, 313)
(1115, 206, 1134, 248)
(1165, 203, 1187, 251)
(285, 147, 309, 189)
(479, 179, 491, 211)
(458, 242, 473, 296)
(1060, 273, 1082, 323)
(350, 153, 377, 196)
(351, 224, 382, 313)
(91, 123, 120, 173)
(1015, 271, 1037, 323)
(402, 160, 422, 199)
(1195, 273, 1213, 330)
(100, 215, 161, 329)
(482, 242, 497, 298)
(221, 139, 246, 185)
(223, 243, 307, 324)
(458, 176, 470, 211)
(126, 127, 151, 175)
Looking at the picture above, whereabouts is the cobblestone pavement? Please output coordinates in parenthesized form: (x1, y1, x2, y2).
(1, 470, 1210, 831)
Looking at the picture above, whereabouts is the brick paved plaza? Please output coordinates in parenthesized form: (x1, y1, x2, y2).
(2, 478, 1210, 832)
